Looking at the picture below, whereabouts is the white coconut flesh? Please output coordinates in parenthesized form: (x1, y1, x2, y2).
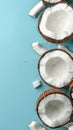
(38, 93, 72, 127)
(44, 0, 62, 3)
(39, 3, 73, 40)
(39, 50, 73, 88)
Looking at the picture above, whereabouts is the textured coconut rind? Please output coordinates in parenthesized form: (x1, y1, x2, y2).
(38, 2, 73, 44)
(42, 0, 64, 5)
(36, 89, 73, 128)
(38, 49, 73, 88)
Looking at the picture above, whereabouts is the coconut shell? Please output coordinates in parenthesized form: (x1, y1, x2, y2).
(36, 89, 73, 128)
(38, 2, 73, 44)
(38, 49, 73, 88)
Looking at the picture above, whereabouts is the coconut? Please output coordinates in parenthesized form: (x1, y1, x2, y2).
(38, 49, 73, 88)
(36, 89, 73, 128)
(38, 3, 73, 43)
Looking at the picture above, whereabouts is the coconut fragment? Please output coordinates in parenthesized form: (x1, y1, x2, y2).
(38, 3, 73, 43)
(32, 42, 48, 55)
(29, 121, 46, 130)
(36, 89, 73, 128)
(32, 80, 42, 88)
(29, 1, 45, 18)
(58, 45, 73, 57)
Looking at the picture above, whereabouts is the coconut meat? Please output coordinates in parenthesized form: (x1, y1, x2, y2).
(38, 94, 72, 128)
(39, 50, 73, 88)
(32, 80, 42, 88)
(39, 3, 73, 40)
(29, 121, 46, 130)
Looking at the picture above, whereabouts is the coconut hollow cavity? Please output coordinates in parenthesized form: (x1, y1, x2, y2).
(38, 3, 73, 43)
(38, 49, 73, 88)
(36, 89, 73, 128)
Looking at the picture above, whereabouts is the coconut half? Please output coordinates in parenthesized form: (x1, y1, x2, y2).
(38, 3, 73, 43)
(36, 89, 73, 128)
(38, 49, 73, 88)
(43, 0, 63, 4)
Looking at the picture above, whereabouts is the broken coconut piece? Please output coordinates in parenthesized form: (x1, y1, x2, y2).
(58, 45, 73, 57)
(38, 49, 73, 88)
(29, 121, 46, 130)
(33, 80, 42, 88)
(29, 1, 46, 18)
(32, 42, 48, 55)
(38, 3, 73, 43)
(36, 89, 73, 128)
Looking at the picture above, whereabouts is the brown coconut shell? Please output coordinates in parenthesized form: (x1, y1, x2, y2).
(38, 49, 73, 88)
(38, 2, 73, 44)
(36, 89, 73, 128)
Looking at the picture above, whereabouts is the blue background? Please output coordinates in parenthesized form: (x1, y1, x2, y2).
(0, 0, 73, 130)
